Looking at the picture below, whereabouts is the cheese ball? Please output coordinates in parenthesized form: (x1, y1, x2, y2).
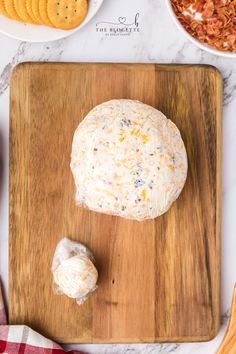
(53, 254, 98, 299)
(70, 99, 188, 221)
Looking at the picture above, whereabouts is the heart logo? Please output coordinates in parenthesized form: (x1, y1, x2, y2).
(118, 17, 127, 24)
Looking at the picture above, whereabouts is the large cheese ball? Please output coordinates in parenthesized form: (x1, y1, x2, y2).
(70, 99, 188, 221)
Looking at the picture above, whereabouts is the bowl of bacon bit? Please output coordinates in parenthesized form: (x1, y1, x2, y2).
(166, 0, 236, 57)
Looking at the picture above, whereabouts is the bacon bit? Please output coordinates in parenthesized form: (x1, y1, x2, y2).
(171, 0, 236, 52)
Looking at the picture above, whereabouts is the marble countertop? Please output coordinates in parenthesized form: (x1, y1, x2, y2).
(1, 0, 236, 353)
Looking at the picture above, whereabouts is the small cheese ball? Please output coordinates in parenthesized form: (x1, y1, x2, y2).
(53, 254, 98, 300)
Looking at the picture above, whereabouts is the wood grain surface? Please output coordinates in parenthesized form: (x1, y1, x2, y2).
(9, 63, 222, 343)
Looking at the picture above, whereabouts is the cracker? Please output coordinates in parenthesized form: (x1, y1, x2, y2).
(14, 0, 36, 22)
(4, 0, 22, 21)
(0, 0, 10, 18)
(31, 0, 43, 23)
(47, 0, 87, 30)
(26, 0, 41, 23)
(39, 0, 52, 26)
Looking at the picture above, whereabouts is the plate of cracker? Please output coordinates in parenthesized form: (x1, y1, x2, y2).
(0, 0, 103, 42)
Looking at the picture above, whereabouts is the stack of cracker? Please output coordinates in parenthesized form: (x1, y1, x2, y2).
(0, 0, 87, 29)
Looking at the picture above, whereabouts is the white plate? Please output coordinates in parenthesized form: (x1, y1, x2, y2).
(165, 0, 236, 58)
(0, 0, 104, 42)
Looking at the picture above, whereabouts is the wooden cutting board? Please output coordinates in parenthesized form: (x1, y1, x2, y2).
(9, 63, 222, 344)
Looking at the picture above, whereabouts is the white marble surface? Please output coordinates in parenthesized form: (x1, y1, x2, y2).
(0, 0, 236, 353)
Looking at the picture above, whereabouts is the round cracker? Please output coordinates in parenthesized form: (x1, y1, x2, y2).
(39, 0, 52, 26)
(26, 0, 41, 23)
(31, 0, 43, 23)
(0, 0, 10, 18)
(47, 0, 87, 30)
(14, 0, 36, 22)
(4, 0, 22, 21)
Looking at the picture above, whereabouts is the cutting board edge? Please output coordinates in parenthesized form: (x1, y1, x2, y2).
(215, 63, 222, 342)
(51, 331, 221, 344)
(10, 61, 223, 77)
